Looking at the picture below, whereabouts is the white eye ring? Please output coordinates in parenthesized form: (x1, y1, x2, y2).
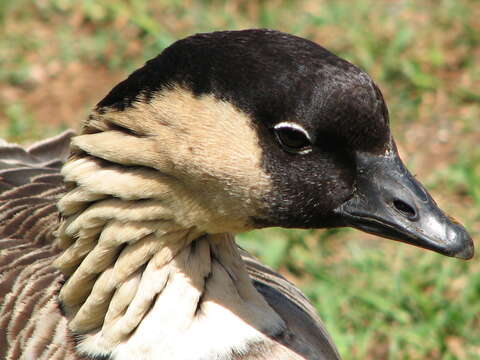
(274, 122, 312, 141)
(273, 122, 313, 154)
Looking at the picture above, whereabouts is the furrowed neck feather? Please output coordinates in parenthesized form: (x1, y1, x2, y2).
(53, 88, 283, 358)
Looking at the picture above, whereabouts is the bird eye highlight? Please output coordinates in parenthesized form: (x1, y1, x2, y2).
(274, 122, 312, 154)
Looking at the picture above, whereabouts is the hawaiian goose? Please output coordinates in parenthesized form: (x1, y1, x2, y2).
(0, 29, 474, 360)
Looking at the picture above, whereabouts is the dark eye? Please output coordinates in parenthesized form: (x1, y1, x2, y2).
(274, 122, 312, 154)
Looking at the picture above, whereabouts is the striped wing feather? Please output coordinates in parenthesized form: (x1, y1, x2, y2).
(0, 131, 84, 360)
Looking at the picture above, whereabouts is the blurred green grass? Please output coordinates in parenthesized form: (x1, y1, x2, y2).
(1, 0, 479, 359)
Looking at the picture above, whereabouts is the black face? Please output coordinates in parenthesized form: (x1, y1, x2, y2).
(98, 29, 389, 225)
(97, 29, 473, 259)
(251, 67, 391, 229)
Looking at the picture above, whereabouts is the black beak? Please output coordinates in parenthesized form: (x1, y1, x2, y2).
(334, 142, 474, 260)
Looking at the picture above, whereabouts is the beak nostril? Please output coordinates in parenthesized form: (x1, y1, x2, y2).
(393, 199, 417, 219)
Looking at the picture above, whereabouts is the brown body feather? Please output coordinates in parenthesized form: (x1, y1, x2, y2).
(0, 131, 86, 360)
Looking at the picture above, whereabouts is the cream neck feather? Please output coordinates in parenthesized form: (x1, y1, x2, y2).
(53, 88, 284, 359)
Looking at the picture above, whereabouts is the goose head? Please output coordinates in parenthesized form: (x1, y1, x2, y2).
(68, 29, 473, 259)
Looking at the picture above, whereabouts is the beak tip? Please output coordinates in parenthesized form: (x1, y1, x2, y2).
(446, 224, 475, 260)
(452, 240, 474, 260)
